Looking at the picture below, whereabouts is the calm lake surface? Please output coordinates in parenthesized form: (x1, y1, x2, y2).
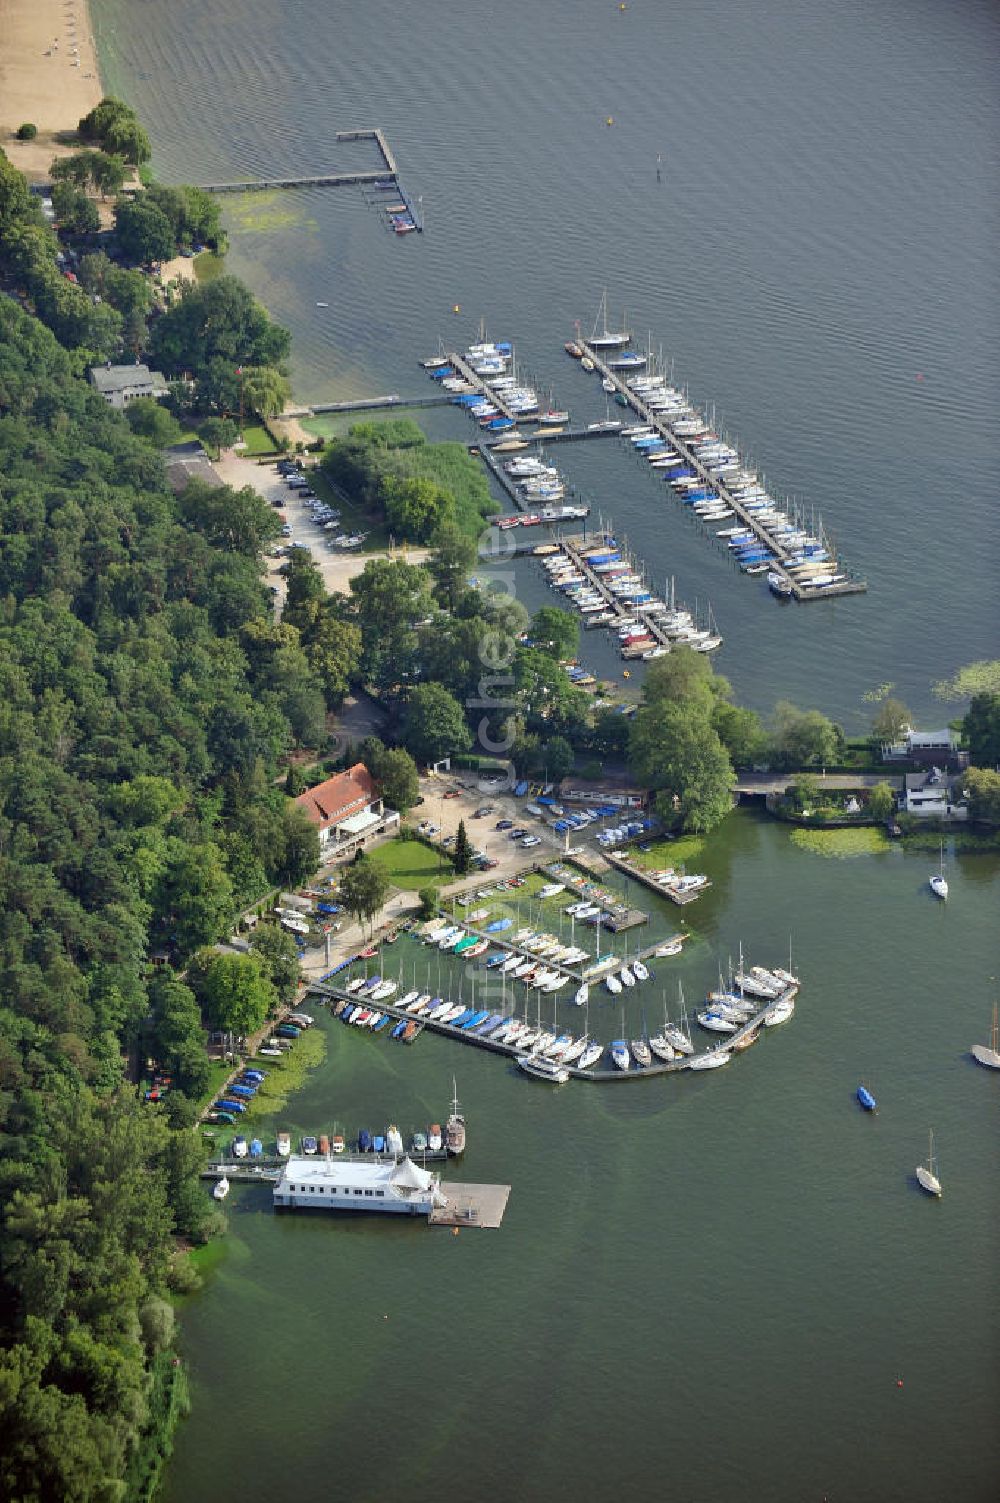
(86, 1, 999, 1497)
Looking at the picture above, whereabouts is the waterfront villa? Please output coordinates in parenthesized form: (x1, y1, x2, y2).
(88, 361, 169, 409)
(901, 770, 968, 820)
(294, 763, 399, 857)
(273, 1155, 447, 1217)
(882, 726, 964, 770)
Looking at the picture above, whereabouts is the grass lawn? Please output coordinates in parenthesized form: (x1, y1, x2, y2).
(624, 834, 707, 870)
(372, 837, 454, 889)
(239, 421, 278, 456)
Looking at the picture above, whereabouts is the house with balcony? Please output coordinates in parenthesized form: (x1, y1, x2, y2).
(294, 763, 399, 858)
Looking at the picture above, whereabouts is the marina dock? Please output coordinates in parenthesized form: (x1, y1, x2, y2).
(604, 852, 712, 905)
(308, 974, 796, 1081)
(574, 339, 867, 603)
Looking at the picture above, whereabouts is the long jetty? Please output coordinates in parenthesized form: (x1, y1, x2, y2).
(307, 979, 798, 1081)
(575, 339, 866, 603)
(196, 129, 422, 228)
(557, 535, 679, 653)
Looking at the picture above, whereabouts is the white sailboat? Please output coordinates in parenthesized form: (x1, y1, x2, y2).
(971, 1002, 1000, 1070)
(212, 1174, 230, 1201)
(915, 1129, 943, 1197)
(929, 840, 948, 900)
(588, 290, 631, 349)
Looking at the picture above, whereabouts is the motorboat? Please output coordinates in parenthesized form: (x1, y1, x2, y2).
(632, 960, 650, 983)
(276, 1132, 291, 1157)
(427, 1123, 443, 1152)
(213, 1175, 230, 1200)
(857, 1085, 878, 1112)
(605, 972, 622, 995)
(619, 967, 636, 988)
(574, 984, 589, 1007)
(915, 1129, 942, 1197)
(929, 841, 948, 899)
(517, 1053, 570, 1084)
(578, 1041, 604, 1070)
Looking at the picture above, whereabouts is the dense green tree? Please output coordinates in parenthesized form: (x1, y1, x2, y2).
(381, 474, 454, 542)
(242, 364, 290, 419)
(145, 181, 223, 250)
(771, 701, 842, 770)
(370, 745, 420, 813)
(417, 885, 439, 920)
(152, 842, 235, 960)
(148, 972, 210, 1095)
(189, 950, 276, 1037)
(16, 122, 37, 140)
(150, 276, 290, 387)
(104, 116, 151, 167)
(249, 922, 302, 1003)
(50, 150, 99, 188)
(631, 695, 735, 833)
(198, 415, 239, 456)
(590, 706, 632, 761)
(176, 477, 282, 557)
(348, 557, 435, 693)
(126, 396, 182, 446)
(962, 766, 1000, 824)
(91, 153, 128, 199)
(339, 853, 390, 935)
(427, 520, 478, 610)
(276, 804, 321, 888)
(867, 781, 897, 823)
(114, 195, 175, 264)
(529, 605, 580, 660)
(402, 681, 472, 766)
(452, 818, 473, 875)
(50, 181, 99, 237)
(712, 700, 770, 769)
(963, 692, 1000, 768)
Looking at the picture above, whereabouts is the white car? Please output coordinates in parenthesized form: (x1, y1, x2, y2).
(520, 835, 541, 848)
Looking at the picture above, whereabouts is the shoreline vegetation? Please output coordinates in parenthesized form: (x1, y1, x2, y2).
(1, 38, 998, 1503)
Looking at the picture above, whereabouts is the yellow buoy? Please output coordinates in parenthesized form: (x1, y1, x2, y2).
(606, 117, 615, 127)
(452, 304, 461, 314)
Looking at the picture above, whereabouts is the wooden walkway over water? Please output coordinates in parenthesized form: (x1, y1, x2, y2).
(307, 979, 796, 1081)
(575, 340, 866, 603)
(604, 852, 712, 905)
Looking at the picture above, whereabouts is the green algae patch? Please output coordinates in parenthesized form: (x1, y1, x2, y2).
(251, 1026, 326, 1113)
(933, 659, 1000, 701)
(790, 827, 890, 859)
(224, 191, 318, 235)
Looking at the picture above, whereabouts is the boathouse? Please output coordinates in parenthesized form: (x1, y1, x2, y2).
(273, 1155, 447, 1216)
(294, 763, 399, 856)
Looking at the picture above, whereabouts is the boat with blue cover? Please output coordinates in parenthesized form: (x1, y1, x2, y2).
(357, 1129, 372, 1152)
(857, 1084, 878, 1112)
(390, 1019, 407, 1039)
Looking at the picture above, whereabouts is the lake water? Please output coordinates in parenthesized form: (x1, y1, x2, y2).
(85, 2, 1000, 1498)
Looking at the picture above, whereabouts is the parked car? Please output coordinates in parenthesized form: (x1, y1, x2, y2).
(495, 819, 514, 831)
(520, 835, 541, 848)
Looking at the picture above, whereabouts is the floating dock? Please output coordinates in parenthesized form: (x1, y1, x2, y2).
(429, 1182, 511, 1229)
(605, 852, 712, 905)
(309, 977, 797, 1082)
(574, 339, 866, 603)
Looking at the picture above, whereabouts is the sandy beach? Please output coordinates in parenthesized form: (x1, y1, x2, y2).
(0, 0, 102, 179)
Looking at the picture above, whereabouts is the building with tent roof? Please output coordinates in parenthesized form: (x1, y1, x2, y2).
(273, 1155, 447, 1217)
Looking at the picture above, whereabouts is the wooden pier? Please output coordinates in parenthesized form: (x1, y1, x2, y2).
(555, 534, 679, 653)
(196, 129, 422, 228)
(605, 851, 712, 905)
(575, 340, 867, 603)
(307, 978, 797, 1082)
(429, 1182, 511, 1229)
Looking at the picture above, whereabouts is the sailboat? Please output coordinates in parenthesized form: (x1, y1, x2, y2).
(971, 1002, 1000, 1070)
(915, 1129, 942, 1197)
(212, 1174, 230, 1201)
(929, 841, 948, 900)
(588, 290, 631, 349)
(445, 1079, 466, 1155)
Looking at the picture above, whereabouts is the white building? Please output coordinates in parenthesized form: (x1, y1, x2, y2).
(273, 1155, 447, 1217)
(901, 771, 968, 820)
(89, 362, 170, 409)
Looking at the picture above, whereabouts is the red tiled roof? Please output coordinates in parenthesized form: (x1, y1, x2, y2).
(295, 764, 376, 829)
